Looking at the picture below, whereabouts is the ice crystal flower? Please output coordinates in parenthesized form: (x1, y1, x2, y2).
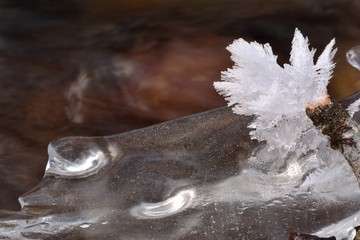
(214, 28, 337, 154)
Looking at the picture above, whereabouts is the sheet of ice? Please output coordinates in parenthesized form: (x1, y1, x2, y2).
(1, 107, 360, 239)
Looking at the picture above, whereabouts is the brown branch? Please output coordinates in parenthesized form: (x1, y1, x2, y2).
(306, 98, 360, 181)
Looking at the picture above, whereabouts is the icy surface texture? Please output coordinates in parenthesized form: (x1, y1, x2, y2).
(1, 107, 360, 239)
(214, 29, 337, 159)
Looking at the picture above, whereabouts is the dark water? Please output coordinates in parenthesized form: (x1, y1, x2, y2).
(0, 0, 359, 212)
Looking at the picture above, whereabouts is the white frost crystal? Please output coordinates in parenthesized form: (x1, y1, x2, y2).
(213, 28, 360, 239)
(347, 97, 360, 117)
(214, 28, 337, 154)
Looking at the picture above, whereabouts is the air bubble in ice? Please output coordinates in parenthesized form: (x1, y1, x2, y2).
(131, 190, 195, 219)
(347, 45, 360, 70)
(45, 138, 112, 178)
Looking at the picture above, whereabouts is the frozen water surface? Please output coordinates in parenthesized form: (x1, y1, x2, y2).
(1, 106, 360, 239)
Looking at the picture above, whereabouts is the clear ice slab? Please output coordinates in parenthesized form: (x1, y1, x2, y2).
(1, 106, 360, 239)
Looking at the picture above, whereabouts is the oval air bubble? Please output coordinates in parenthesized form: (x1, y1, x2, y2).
(347, 45, 360, 71)
(45, 138, 111, 178)
(130, 190, 195, 219)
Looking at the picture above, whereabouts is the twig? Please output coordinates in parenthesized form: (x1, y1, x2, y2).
(306, 97, 360, 181)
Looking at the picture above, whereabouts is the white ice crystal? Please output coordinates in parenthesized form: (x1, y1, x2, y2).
(213, 29, 360, 239)
(347, 98, 360, 117)
(214, 28, 337, 154)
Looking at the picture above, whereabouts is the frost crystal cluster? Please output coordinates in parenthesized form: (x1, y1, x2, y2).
(214, 29, 337, 158)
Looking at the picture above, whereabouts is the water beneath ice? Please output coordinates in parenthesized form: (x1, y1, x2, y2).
(1, 106, 360, 239)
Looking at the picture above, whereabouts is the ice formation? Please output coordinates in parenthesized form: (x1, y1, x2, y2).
(214, 28, 337, 158)
(213, 28, 360, 239)
(3, 28, 360, 239)
(3, 106, 360, 240)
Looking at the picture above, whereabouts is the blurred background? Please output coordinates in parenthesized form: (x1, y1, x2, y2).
(0, 0, 359, 210)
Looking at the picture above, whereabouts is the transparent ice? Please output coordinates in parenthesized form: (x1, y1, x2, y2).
(1, 106, 360, 239)
(2, 30, 360, 239)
